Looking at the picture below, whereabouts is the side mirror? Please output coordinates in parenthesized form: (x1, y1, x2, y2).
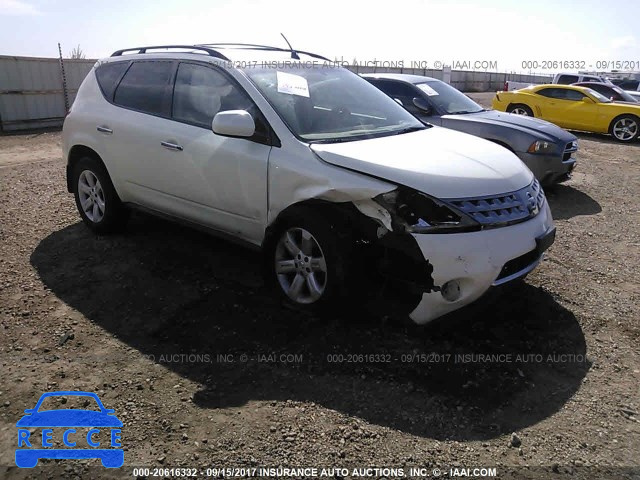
(582, 97, 595, 104)
(212, 110, 255, 138)
(412, 97, 432, 114)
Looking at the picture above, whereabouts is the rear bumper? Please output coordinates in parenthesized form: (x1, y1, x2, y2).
(517, 151, 577, 186)
(408, 201, 554, 324)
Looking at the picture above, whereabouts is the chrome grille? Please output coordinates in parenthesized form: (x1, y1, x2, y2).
(447, 180, 545, 227)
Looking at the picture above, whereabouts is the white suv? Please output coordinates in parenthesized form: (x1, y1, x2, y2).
(63, 44, 556, 324)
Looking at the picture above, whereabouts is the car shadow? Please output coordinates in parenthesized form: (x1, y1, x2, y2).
(31, 213, 590, 441)
(544, 184, 602, 220)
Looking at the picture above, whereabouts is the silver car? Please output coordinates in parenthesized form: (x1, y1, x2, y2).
(364, 74, 578, 186)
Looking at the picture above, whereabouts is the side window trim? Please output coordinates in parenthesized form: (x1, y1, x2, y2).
(170, 60, 280, 147)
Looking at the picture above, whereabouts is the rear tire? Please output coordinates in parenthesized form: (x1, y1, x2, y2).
(72, 156, 129, 234)
(609, 115, 639, 142)
(508, 104, 534, 116)
(268, 207, 352, 312)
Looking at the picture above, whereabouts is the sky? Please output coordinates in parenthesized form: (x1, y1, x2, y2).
(0, 0, 639, 74)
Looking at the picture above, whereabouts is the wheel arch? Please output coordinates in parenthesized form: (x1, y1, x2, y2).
(262, 199, 364, 252)
(506, 102, 533, 114)
(260, 197, 436, 316)
(66, 145, 109, 193)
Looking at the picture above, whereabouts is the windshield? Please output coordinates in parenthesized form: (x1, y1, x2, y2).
(612, 86, 639, 103)
(243, 66, 425, 142)
(416, 81, 484, 114)
(585, 88, 612, 103)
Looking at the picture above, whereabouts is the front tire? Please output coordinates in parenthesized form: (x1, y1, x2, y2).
(609, 115, 639, 142)
(269, 207, 351, 311)
(72, 156, 129, 234)
(508, 104, 534, 116)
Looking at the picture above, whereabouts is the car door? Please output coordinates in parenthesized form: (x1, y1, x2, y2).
(554, 88, 600, 130)
(159, 61, 273, 242)
(533, 87, 596, 129)
(103, 59, 178, 205)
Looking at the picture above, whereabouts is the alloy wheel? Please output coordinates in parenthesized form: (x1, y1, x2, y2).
(78, 170, 105, 222)
(275, 227, 328, 304)
(612, 118, 638, 141)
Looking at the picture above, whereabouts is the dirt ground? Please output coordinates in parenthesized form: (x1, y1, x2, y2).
(1, 94, 639, 479)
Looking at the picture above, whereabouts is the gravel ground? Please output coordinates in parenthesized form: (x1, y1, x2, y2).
(1, 99, 639, 480)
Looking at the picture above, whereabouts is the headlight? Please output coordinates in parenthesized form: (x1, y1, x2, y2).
(527, 139, 556, 154)
(374, 188, 480, 234)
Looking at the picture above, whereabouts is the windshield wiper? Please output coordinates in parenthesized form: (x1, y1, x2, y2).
(448, 109, 485, 115)
(393, 126, 428, 135)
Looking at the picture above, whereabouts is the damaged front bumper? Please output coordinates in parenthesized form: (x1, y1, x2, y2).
(407, 201, 555, 324)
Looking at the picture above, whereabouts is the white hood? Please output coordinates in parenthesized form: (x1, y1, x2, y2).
(310, 126, 534, 198)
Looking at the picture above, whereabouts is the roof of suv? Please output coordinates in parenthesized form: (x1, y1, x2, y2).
(108, 44, 331, 64)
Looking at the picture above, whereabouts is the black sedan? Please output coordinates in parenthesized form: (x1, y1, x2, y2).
(363, 73, 578, 186)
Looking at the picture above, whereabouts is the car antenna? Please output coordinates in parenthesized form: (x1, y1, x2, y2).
(280, 33, 300, 60)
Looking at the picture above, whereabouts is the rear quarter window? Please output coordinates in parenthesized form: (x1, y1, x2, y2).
(95, 62, 129, 101)
(537, 88, 565, 98)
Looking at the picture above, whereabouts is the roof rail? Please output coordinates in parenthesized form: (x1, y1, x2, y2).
(196, 43, 331, 62)
(110, 45, 229, 60)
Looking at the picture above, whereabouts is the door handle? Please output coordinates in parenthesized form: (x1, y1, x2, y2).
(97, 126, 113, 134)
(161, 141, 183, 152)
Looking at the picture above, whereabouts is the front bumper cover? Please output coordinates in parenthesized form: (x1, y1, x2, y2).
(408, 201, 554, 324)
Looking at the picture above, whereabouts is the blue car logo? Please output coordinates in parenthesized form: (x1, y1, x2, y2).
(15, 391, 123, 468)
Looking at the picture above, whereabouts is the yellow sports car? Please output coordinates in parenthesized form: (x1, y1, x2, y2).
(492, 84, 640, 142)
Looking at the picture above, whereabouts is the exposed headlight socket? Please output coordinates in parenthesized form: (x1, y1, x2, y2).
(374, 188, 480, 234)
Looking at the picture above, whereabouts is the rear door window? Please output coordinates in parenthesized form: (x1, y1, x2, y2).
(113, 61, 175, 116)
